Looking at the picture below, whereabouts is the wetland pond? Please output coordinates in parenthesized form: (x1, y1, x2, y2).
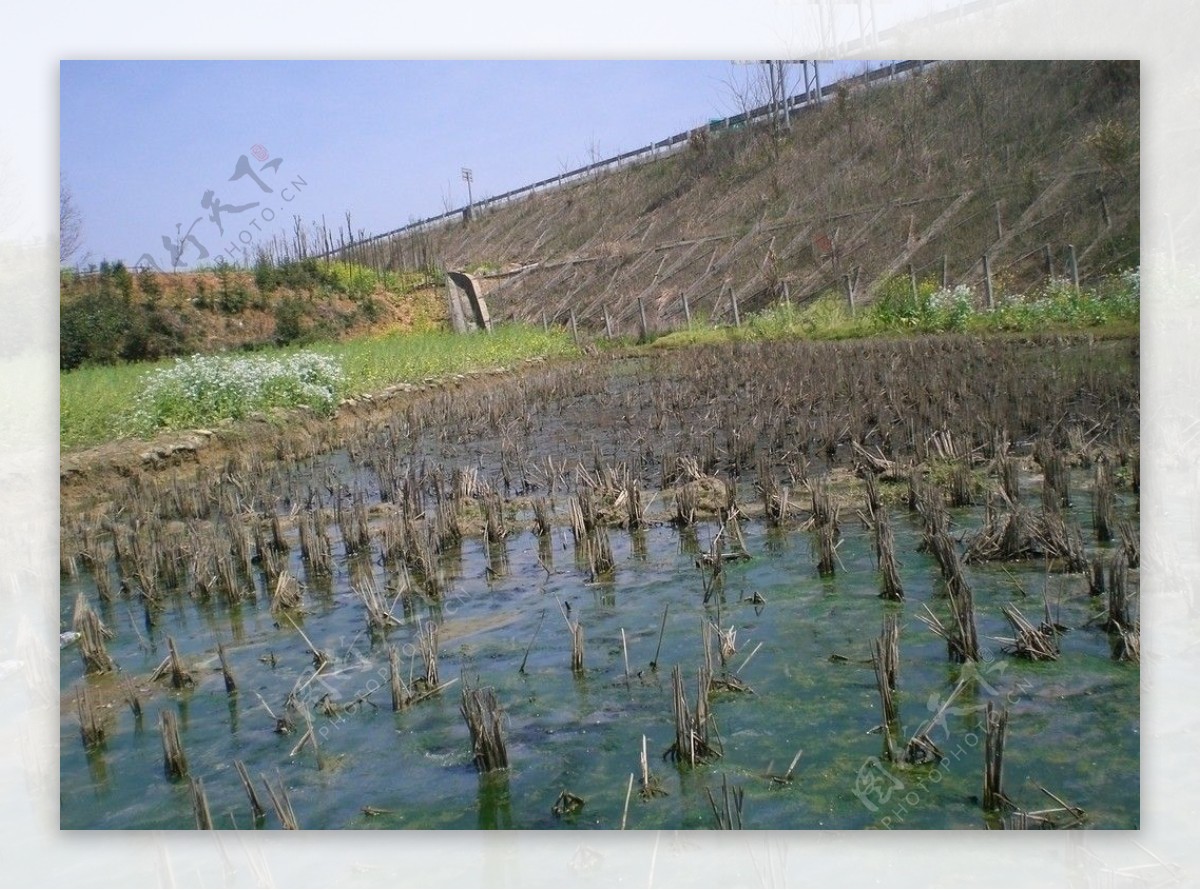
(60, 336, 1139, 829)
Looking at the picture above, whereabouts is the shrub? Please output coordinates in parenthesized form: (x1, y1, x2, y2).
(869, 276, 973, 333)
(60, 291, 131, 370)
(131, 351, 345, 434)
(274, 298, 308, 345)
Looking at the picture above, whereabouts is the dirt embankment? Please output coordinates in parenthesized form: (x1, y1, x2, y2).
(59, 357, 556, 518)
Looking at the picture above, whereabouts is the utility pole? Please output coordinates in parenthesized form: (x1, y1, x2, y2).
(461, 167, 474, 222)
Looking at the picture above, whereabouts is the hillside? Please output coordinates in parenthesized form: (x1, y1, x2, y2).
(60, 60, 1139, 366)
(373, 60, 1138, 333)
(59, 261, 445, 369)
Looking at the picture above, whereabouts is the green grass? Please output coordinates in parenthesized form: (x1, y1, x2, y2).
(61, 269, 1138, 450)
(652, 269, 1140, 350)
(61, 323, 577, 450)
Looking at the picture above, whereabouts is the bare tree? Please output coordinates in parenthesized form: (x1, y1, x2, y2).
(60, 174, 84, 265)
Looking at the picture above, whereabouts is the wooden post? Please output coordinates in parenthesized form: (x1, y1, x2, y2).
(941, 255, 948, 289)
(542, 310, 549, 333)
(730, 288, 741, 328)
(569, 309, 580, 346)
(1043, 244, 1054, 282)
(1097, 187, 1111, 228)
(994, 201, 1003, 240)
(843, 274, 855, 315)
(682, 293, 692, 330)
(908, 264, 918, 303)
(1068, 244, 1079, 292)
(982, 254, 994, 311)
(604, 307, 614, 339)
(638, 297, 649, 341)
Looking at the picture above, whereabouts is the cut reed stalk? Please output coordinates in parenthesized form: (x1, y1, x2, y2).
(389, 645, 410, 710)
(261, 773, 300, 829)
(903, 679, 967, 765)
(706, 774, 745, 829)
(159, 709, 188, 779)
(355, 580, 400, 632)
(418, 621, 440, 688)
(189, 776, 213, 829)
(217, 641, 237, 694)
(460, 680, 509, 772)
(532, 498, 554, 538)
(123, 675, 142, 719)
(271, 570, 304, 613)
(650, 602, 669, 671)
(569, 620, 585, 674)
(76, 686, 106, 748)
(621, 774, 634, 829)
(72, 592, 116, 674)
(234, 759, 266, 821)
(983, 701, 1010, 811)
(166, 636, 194, 689)
(663, 665, 720, 765)
(639, 734, 668, 798)
(873, 508, 904, 601)
(997, 451, 1020, 503)
(1093, 458, 1115, 543)
(1104, 554, 1137, 642)
(999, 603, 1059, 660)
(518, 609, 546, 674)
(871, 615, 900, 726)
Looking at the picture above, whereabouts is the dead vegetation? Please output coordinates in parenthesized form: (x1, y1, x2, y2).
(58, 331, 1138, 829)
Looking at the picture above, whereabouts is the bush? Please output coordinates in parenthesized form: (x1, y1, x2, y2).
(60, 290, 132, 370)
(131, 351, 345, 434)
(869, 276, 973, 333)
(274, 298, 308, 345)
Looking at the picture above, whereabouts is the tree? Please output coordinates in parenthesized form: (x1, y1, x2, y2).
(60, 174, 84, 265)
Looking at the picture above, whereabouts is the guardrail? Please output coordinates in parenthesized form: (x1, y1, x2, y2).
(325, 60, 931, 257)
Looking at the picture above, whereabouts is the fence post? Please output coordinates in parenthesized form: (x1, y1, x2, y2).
(941, 255, 948, 289)
(1097, 187, 1111, 228)
(994, 201, 1003, 240)
(908, 264, 918, 303)
(604, 307, 614, 340)
(682, 293, 692, 330)
(730, 288, 741, 328)
(1043, 244, 1053, 282)
(1068, 244, 1079, 292)
(982, 254, 994, 311)
(638, 297, 649, 341)
(569, 309, 580, 346)
(843, 274, 855, 316)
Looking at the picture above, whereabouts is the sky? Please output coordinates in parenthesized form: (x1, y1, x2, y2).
(59, 59, 879, 268)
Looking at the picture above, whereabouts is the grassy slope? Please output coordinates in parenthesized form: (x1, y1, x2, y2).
(383, 61, 1138, 329)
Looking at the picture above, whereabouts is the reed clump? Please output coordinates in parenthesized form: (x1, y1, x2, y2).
(460, 680, 509, 772)
(663, 665, 720, 765)
(72, 592, 116, 675)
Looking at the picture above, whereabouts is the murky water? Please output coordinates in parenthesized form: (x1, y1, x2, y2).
(61, 480, 1138, 830)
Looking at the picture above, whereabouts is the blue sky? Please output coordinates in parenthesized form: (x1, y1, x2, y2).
(60, 59, 876, 268)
